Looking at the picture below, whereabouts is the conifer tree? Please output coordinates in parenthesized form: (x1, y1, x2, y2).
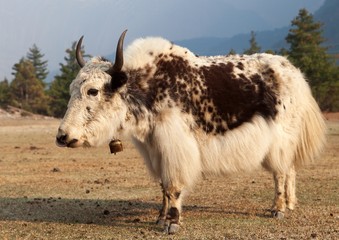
(227, 48, 236, 56)
(0, 78, 10, 108)
(10, 58, 50, 114)
(285, 8, 336, 86)
(285, 8, 339, 110)
(243, 31, 261, 54)
(48, 41, 85, 117)
(27, 44, 49, 86)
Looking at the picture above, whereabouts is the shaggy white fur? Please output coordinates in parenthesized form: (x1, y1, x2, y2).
(57, 34, 326, 234)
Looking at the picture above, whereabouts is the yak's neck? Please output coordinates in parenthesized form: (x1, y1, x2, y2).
(123, 80, 154, 142)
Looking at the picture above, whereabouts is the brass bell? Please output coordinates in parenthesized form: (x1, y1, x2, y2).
(109, 139, 123, 154)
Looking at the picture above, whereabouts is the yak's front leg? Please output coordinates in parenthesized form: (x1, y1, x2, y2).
(152, 110, 201, 233)
(156, 183, 169, 226)
(163, 186, 183, 234)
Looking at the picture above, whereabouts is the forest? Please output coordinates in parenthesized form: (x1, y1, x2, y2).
(0, 9, 338, 117)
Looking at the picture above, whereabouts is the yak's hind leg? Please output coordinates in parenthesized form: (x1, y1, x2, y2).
(285, 165, 297, 210)
(272, 165, 297, 218)
(272, 172, 286, 218)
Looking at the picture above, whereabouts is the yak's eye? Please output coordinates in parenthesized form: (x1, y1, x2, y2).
(87, 88, 99, 96)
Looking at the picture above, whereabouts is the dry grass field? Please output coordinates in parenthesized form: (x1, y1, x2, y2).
(0, 114, 338, 239)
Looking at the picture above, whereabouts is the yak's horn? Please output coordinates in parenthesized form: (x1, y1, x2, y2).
(108, 30, 127, 74)
(76, 36, 86, 68)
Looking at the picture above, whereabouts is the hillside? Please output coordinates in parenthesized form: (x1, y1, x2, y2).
(175, 0, 339, 56)
(315, 0, 339, 54)
(175, 28, 289, 56)
(0, 106, 53, 120)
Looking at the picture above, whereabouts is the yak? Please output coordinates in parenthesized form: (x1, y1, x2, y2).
(56, 30, 326, 234)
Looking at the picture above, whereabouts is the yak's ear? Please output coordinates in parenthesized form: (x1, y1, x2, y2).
(109, 71, 128, 90)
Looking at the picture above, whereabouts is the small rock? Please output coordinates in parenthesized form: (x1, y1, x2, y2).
(103, 210, 110, 215)
(311, 233, 317, 238)
(85, 190, 90, 194)
(51, 167, 61, 172)
(93, 180, 101, 184)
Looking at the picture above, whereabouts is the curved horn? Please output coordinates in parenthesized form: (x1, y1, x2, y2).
(109, 30, 127, 74)
(76, 36, 86, 68)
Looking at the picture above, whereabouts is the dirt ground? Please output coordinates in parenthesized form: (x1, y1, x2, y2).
(0, 115, 338, 239)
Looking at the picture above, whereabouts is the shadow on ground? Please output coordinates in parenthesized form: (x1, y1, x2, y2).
(0, 197, 273, 228)
(0, 197, 161, 227)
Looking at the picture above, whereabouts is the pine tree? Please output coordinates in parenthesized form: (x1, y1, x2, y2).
(27, 44, 49, 86)
(286, 8, 339, 110)
(243, 31, 261, 54)
(48, 41, 84, 118)
(285, 8, 335, 86)
(10, 58, 50, 115)
(227, 49, 237, 56)
(0, 78, 10, 108)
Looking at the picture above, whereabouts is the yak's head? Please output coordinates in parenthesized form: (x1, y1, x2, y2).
(56, 30, 129, 148)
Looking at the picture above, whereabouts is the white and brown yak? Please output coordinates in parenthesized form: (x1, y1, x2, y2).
(56, 30, 326, 234)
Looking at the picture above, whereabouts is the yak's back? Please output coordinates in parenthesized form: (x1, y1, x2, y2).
(124, 38, 311, 135)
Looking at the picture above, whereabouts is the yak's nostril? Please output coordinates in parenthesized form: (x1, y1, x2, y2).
(56, 134, 68, 147)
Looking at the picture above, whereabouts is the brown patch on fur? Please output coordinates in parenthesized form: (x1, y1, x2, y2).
(236, 62, 244, 70)
(201, 63, 278, 129)
(125, 53, 279, 135)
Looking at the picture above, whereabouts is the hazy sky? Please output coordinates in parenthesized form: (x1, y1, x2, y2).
(0, 0, 325, 80)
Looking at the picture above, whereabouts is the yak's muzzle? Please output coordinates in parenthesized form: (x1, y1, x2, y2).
(56, 128, 79, 148)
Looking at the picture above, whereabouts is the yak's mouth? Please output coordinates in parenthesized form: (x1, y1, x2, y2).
(67, 139, 79, 147)
(56, 134, 123, 154)
(56, 137, 82, 148)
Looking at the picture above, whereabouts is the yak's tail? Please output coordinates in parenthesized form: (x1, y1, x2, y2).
(294, 95, 326, 167)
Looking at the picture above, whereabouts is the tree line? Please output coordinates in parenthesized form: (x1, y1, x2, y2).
(241, 9, 339, 111)
(0, 9, 338, 117)
(0, 41, 83, 118)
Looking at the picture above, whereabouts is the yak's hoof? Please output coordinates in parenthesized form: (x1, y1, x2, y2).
(272, 211, 284, 219)
(164, 223, 180, 234)
(287, 203, 295, 211)
(156, 218, 165, 226)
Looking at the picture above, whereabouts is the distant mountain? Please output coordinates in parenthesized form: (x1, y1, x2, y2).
(315, 0, 339, 54)
(2, 0, 322, 82)
(175, 0, 339, 57)
(175, 27, 289, 56)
